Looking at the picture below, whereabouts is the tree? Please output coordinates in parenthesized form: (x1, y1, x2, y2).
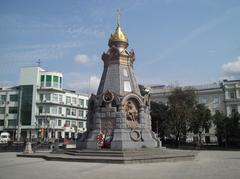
(167, 87, 197, 146)
(189, 104, 212, 146)
(213, 110, 225, 146)
(225, 112, 240, 147)
(213, 111, 240, 147)
(150, 101, 169, 143)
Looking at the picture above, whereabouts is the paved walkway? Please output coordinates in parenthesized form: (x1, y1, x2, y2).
(0, 151, 240, 179)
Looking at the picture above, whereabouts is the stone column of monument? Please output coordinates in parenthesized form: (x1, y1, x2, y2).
(80, 11, 160, 150)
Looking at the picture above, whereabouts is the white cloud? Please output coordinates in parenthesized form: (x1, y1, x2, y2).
(74, 54, 98, 65)
(222, 56, 240, 80)
(74, 54, 91, 64)
(0, 41, 83, 66)
(66, 25, 106, 38)
(64, 72, 100, 94)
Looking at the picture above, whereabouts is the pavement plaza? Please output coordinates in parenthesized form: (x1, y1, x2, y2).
(0, 150, 240, 179)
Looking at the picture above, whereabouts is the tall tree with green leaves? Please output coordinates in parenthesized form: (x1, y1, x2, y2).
(168, 87, 197, 146)
(226, 112, 240, 147)
(213, 110, 225, 146)
(189, 104, 212, 146)
(150, 101, 169, 143)
(213, 111, 240, 147)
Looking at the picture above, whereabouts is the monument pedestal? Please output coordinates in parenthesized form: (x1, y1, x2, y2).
(23, 142, 33, 154)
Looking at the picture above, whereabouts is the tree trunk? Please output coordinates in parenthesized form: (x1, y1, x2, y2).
(225, 125, 228, 148)
(198, 132, 202, 147)
(175, 132, 180, 147)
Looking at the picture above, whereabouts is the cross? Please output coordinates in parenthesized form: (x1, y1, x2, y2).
(116, 8, 121, 26)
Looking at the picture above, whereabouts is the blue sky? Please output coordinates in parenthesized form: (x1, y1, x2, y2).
(0, 0, 240, 93)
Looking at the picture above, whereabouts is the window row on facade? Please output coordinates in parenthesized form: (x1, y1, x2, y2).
(0, 94, 19, 104)
(40, 75, 62, 89)
(0, 107, 18, 114)
(38, 106, 86, 118)
(39, 93, 88, 107)
(37, 118, 85, 129)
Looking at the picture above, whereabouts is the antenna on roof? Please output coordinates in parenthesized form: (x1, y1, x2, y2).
(37, 59, 41, 67)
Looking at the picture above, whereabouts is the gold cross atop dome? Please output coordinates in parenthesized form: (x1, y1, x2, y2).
(109, 9, 128, 43)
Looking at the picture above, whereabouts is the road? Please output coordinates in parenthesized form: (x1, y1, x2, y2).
(0, 151, 240, 179)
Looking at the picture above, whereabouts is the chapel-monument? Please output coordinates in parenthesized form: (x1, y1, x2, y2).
(79, 11, 161, 150)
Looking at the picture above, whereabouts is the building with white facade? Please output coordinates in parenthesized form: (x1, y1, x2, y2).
(0, 67, 89, 141)
(150, 80, 240, 143)
(222, 80, 240, 116)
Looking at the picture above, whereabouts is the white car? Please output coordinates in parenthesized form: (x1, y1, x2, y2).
(0, 132, 11, 143)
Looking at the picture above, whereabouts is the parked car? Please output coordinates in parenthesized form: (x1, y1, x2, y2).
(0, 132, 11, 143)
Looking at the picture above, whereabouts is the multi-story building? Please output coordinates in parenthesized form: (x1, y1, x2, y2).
(222, 80, 240, 116)
(0, 66, 89, 141)
(150, 80, 240, 143)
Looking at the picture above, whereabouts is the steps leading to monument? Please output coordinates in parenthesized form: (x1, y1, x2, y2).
(17, 149, 198, 164)
(63, 148, 177, 158)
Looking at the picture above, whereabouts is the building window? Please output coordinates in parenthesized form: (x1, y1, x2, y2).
(44, 106, 50, 113)
(39, 94, 43, 101)
(52, 94, 58, 102)
(8, 119, 17, 126)
(72, 108, 76, 116)
(66, 108, 70, 115)
(0, 107, 5, 114)
(59, 95, 63, 102)
(66, 120, 70, 127)
(51, 106, 57, 114)
(229, 91, 236, 99)
(79, 99, 84, 107)
(9, 107, 18, 114)
(45, 93, 51, 101)
(72, 97, 77, 105)
(71, 120, 76, 127)
(46, 75, 52, 87)
(78, 121, 83, 128)
(39, 106, 43, 114)
(0, 120, 4, 126)
(199, 96, 208, 104)
(40, 75, 45, 87)
(78, 110, 84, 117)
(66, 96, 71, 104)
(85, 100, 88, 107)
(213, 96, 220, 107)
(10, 94, 18, 102)
(124, 81, 131, 92)
(0, 95, 6, 103)
(58, 107, 62, 115)
(58, 120, 62, 126)
(53, 76, 59, 88)
(231, 105, 238, 114)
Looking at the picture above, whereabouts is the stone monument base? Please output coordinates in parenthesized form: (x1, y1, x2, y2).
(17, 148, 198, 164)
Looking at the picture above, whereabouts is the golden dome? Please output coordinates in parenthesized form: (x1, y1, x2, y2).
(109, 9, 128, 43)
(110, 24, 128, 42)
